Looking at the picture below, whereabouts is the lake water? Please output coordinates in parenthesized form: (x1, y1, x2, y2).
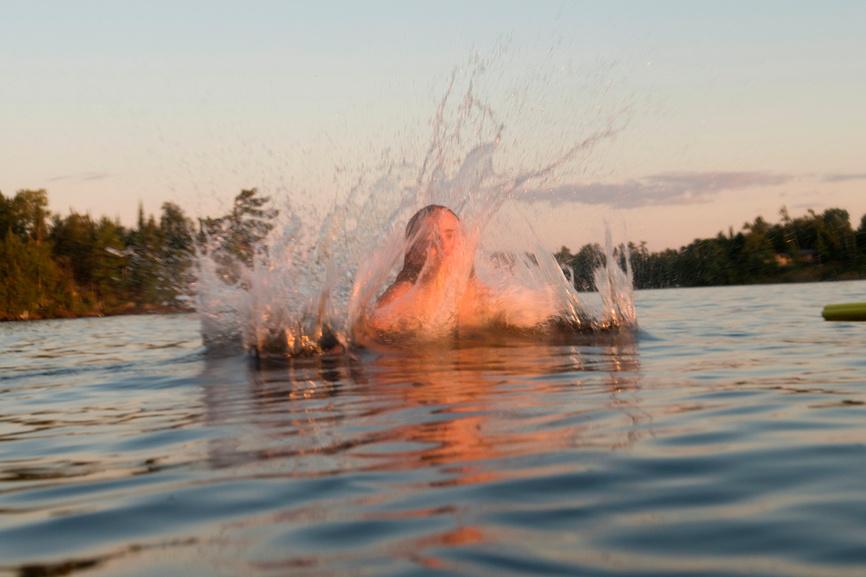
(1, 281, 865, 577)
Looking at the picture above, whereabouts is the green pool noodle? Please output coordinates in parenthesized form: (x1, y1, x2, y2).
(822, 302, 866, 321)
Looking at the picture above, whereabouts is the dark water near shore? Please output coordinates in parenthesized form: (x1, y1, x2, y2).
(2, 281, 865, 576)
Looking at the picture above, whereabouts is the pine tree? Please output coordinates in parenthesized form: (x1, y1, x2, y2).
(158, 202, 195, 306)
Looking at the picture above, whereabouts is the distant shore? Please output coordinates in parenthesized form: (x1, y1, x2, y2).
(5, 275, 866, 324)
(4, 189, 865, 322)
(1, 303, 193, 323)
(557, 207, 866, 291)
(1, 188, 270, 324)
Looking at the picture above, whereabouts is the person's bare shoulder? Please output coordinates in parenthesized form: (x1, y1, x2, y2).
(365, 281, 413, 335)
(376, 281, 412, 308)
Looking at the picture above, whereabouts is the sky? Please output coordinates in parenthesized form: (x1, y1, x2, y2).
(2, 0, 865, 251)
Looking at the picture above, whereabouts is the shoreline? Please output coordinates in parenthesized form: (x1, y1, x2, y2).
(5, 275, 866, 323)
(0, 304, 194, 323)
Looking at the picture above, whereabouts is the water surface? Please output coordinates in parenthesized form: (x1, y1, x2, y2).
(2, 281, 865, 576)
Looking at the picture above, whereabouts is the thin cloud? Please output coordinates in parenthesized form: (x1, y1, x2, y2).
(46, 172, 111, 183)
(521, 171, 792, 209)
(821, 173, 866, 183)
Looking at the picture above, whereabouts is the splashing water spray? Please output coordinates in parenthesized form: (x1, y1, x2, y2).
(195, 65, 637, 357)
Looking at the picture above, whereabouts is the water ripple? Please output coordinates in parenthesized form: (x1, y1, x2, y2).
(1, 283, 866, 576)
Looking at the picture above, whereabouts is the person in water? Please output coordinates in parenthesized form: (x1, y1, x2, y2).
(365, 204, 490, 336)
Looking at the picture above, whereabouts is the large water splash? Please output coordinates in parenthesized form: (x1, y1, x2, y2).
(195, 68, 636, 356)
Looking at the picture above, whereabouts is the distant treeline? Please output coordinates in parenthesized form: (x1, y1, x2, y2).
(0, 188, 276, 321)
(556, 207, 866, 290)
(4, 189, 866, 321)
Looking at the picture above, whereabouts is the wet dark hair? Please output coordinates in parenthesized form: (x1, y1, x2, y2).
(395, 204, 459, 284)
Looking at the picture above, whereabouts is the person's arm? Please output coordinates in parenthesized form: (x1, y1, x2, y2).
(366, 281, 413, 332)
(457, 277, 494, 328)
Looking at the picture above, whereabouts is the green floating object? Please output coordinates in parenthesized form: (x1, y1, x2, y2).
(822, 302, 866, 322)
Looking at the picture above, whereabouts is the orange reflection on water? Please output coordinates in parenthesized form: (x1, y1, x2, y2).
(203, 336, 645, 476)
(356, 339, 643, 478)
(200, 336, 644, 572)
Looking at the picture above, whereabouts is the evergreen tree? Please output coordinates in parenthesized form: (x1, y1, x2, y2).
(856, 213, 866, 255)
(91, 217, 128, 309)
(196, 188, 278, 284)
(569, 243, 604, 291)
(818, 208, 856, 264)
(222, 188, 279, 266)
(0, 229, 67, 320)
(50, 212, 98, 294)
(126, 207, 164, 306)
(0, 189, 50, 242)
(158, 202, 195, 305)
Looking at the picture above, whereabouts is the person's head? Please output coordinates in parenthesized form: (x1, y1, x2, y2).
(397, 204, 462, 284)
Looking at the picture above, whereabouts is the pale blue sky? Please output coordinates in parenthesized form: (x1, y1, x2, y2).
(2, 1, 865, 249)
